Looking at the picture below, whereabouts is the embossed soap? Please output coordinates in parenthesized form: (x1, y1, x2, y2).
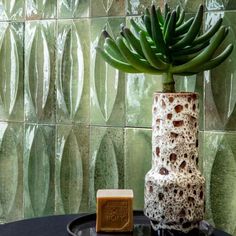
(96, 189, 133, 232)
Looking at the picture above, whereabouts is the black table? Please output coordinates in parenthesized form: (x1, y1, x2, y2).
(0, 213, 232, 236)
(0, 214, 80, 236)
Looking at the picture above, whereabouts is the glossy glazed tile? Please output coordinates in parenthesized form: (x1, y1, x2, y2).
(0, 0, 24, 20)
(0, 22, 24, 122)
(201, 131, 236, 235)
(126, 73, 162, 128)
(124, 128, 151, 209)
(126, 0, 155, 15)
(56, 19, 90, 124)
(126, 0, 203, 15)
(90, 17, 125, 126)
(58, 0, 89, 18)
(24, 124, 55, 218)
(89, 126, 124, 211)
(25, 21, 56, 124)
(0, 122, 23, 223)
(90, 0, 125, 17)
(26, 0, 57, 19)
(206, 0, 236, 11)
(55, 125, 89, 214)
(204, 12, 236, 131)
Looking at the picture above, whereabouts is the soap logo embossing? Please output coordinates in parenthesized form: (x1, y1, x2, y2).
(102, 200, 129, 228)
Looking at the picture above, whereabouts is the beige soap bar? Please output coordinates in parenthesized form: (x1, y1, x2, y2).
(96, 189, 133, 232)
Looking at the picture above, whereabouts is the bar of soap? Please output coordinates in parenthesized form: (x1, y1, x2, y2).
(96, 189, 133, 232)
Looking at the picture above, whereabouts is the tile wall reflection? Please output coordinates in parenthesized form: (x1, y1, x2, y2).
(26, 0, 57, 19)
(0, 22, 24, 122)
(24, 21, 56, 123)
(0, 2, 235, 236)
(205, 11, 236, 131)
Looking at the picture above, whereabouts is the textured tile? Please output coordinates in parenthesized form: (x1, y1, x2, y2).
(126, 0, 203, 15)
(126, 73, 162, 128)
(124, 128, 151, 209)
(90, 17, 125, 126)
(0, 122, 23, 223)
(90, 0, 125, 17)
(126, 0, 154, 15)
(55, 125, 89, 214)
(201, 131, 236, 235)
(26, 0, 57, 19)
(24, 124, 55, 218)
(58, 0, 89, 18)
(56, 19, 90, 124)
(0, 0, 24, 20)
(0, 22, 24, 122)
(25, 21, 56, 124)
(206, 0, 236, 11)
(89, 126, 124, 211)
(204, 12, 236, 131)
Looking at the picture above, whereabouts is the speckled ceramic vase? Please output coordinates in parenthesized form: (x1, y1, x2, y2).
(144, 92, 205, 233)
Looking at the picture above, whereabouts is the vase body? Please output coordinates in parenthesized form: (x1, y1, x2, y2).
(144, 92, 205, 233)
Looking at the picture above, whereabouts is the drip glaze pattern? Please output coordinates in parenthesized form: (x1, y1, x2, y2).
(144, 92, 205, 233)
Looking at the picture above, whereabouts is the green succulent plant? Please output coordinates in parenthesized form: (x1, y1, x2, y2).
(96, 4, 234, 92)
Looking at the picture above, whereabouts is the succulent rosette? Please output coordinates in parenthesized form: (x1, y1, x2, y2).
(96, 4, 233, 92)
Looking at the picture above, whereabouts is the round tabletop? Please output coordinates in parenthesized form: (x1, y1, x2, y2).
(0, 214, 232, 236)
(0, 214, 80, 236)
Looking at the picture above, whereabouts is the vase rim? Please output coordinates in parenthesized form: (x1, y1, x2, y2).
(153, 91, 199, 96)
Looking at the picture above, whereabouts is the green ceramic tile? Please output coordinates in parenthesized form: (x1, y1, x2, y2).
(206, 0, 236, 11)
(56, 19, 90, 125)
(55, 125, 89, 214)
(90, 0, 125, 17)
(201, 131, 236, 235)
(126, 73, 162, 128)
(0, 22, 24, 122)
(24, 21, 56, 124)
(0, 0, 24, 20)
(58, 0, 89, 18)
(26, 0, 57, 19)
(124, 128, 151, 209)
(0, 122, 23, 223)
(89, 126, 124, 211)
(126, 0, 154, 15)
(204, 12, 236, 131)
(90, 17, 125, 126)
(24, 124, 55, 218)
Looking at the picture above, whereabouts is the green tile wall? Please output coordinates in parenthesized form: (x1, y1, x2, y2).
(26, 0, 57, 19)
(0, 22, 24, 122)
(124, 128, 151, 209)
(24, 124, 55, 218)
(89, 127, 124, 210)
(24, 20, 56, 123)
(0, 1, 235, 235)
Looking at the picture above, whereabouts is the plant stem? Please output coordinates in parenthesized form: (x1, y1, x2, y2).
(162, 72, 175, 93)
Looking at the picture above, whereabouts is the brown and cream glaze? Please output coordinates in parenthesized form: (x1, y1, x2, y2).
(144, 92, 205, 233)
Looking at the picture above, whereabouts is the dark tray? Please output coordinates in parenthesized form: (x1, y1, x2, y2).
(67, 211, 231, 236)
